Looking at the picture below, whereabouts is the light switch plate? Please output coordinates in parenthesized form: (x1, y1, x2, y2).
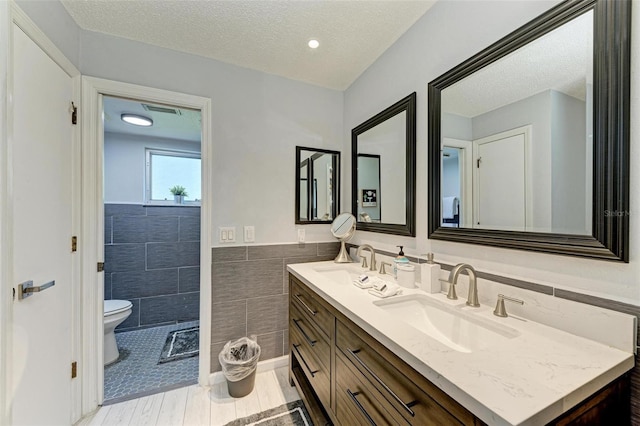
(219, 226, 236, 243)
(244, 226, 255, 243)
(297, 228, 305, 243)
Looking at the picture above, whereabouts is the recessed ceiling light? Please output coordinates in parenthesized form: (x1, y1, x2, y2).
(121, 114, 153, 127)
(308, 39, 319, 49)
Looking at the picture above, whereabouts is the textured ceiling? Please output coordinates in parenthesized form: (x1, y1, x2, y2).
(61, 0, 436, 90)
(442, 10, 593, 118)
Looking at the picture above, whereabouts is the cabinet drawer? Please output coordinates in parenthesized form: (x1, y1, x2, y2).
(290, 304, 330, 371)
(290, 317, 330, 409)
(337, 320, 474, 425)
(290, 277, 332, 338)
(336, 352, 403, 425)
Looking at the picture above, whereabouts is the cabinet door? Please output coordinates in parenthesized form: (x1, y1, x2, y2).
(335, 353, 402, 425)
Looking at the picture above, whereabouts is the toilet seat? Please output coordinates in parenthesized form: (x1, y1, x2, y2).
(104, 299, 132, 316)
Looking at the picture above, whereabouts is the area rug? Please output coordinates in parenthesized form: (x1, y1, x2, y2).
(158, 326, 199, 364)
(224, 400, 313, 426)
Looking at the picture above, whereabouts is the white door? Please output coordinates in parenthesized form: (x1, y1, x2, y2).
(11, 24, 75, 425)
(473, 132, 526, 231)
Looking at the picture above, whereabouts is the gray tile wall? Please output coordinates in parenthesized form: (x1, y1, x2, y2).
(210, 242, 339, 372)
(104, 204, 201, 332)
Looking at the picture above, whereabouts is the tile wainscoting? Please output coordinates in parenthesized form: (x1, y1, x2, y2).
(104, 203, 201, 332)
(210, 242, 340, 372)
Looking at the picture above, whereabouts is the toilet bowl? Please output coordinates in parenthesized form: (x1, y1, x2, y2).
(104, 299, 133, 365)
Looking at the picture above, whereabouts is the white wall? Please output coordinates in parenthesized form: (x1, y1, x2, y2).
(77, 31, 344, 245)
(344, 0, 640, 305)
(551, 91, 587, 234)
(103, 132, 201, 204)
(21, 0, 640, 304)
(15, 0, 80, 68)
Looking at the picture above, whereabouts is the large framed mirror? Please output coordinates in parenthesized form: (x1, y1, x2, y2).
(428, 0, 630, 261)
(352, 92, 417, 236)
(295, 147, 340, 224)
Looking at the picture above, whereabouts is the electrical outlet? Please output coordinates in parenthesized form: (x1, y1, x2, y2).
(244, 226, 255, 243)
(297, 228, 305, 243)
(219, 227, 236, 243)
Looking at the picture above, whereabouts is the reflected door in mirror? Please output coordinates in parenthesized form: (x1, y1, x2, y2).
(440, 9, 592, 235)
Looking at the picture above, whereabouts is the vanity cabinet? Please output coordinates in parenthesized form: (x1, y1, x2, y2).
(288, 274, 630, 426)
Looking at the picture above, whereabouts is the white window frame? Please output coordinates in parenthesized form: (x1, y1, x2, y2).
(145, 148, 201, 205)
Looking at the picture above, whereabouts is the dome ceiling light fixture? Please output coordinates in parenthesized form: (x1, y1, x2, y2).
(308, 39, 319, 49)
(121, 113, 153, 127)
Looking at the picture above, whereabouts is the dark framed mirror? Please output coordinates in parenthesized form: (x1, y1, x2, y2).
(295, 147, 340, 224)
(352, 92, 416, 236)
(428, 0, 630, 261)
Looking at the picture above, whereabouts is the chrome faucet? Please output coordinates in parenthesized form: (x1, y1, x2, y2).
(447, 263, 480, 307)
(356, 244, 377, 272)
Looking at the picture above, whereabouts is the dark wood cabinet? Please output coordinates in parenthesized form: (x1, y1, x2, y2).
(288, 274, 630, 426)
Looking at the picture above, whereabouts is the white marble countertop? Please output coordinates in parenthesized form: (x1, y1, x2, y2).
(287, 261, 635, 426)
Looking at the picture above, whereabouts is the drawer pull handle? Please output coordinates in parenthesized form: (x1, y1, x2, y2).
(294, 293, 317, 316)
(293, 344, 318, 377)
(293, 318, 317, 346)
(348, 348, 417, 417)
(346, 389, 376, 426)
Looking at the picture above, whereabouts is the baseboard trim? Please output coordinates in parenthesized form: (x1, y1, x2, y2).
(209, 355, 289, 386)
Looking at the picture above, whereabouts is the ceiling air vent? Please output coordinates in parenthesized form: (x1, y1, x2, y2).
(141, 104, 182, 115)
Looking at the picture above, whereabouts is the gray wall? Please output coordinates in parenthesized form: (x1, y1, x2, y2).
(80, 29, 343, 245)
(210, 243, 339, 372)
(551, 91, 587, 234)
(472, 90, 552, 229)
(104, 132, 201, 204)
(104, 204, 200, 332)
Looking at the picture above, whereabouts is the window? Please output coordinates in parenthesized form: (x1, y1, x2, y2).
(146, 149, 201, 203)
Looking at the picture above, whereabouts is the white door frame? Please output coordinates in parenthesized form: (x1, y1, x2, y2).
(1, 2, 82, 424)
(442, 138, 472, 228)
(81, 76, 212, 413)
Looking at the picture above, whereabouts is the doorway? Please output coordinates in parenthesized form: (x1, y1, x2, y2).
(81, 77, 212, 413)
(101, 96, 202, 403)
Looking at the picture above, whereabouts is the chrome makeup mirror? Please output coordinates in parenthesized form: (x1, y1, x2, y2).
(428, 0, 630, 261)
(331, 212, 356, 263)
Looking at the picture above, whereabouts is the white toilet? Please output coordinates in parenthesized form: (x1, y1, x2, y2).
(104, 299, 133, 365)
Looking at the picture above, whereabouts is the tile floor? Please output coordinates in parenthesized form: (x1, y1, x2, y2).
(78, 366, 300, 426)
(104, 321, 200, 403)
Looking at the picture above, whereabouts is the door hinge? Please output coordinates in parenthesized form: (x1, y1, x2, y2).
(71, 361, 77, 379)
(71, 236, 77, 252)
(71, 102, 77, 125)
(97, 262, 104, 272)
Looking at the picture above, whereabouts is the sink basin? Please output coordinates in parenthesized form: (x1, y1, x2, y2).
(313, 264, 371, 286)
(374, 294, 519, 353)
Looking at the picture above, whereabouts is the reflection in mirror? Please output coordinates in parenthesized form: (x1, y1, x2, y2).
(357, 154, 381, 222)
(441, 10, 593, 235)
(295, 147, 340, 224)
(428, 0, 631, 261)
(352, 93, 416, 236)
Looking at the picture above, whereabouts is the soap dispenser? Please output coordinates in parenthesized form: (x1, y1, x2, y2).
(420, 253, 441, 294)
(393, 246, 409, 279)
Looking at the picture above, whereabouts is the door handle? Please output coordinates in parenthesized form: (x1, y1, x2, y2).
(17, 280, 55, 300)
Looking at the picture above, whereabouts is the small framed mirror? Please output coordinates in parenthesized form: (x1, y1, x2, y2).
(352, 92, 417, 236)
(295, 147, 340, 224)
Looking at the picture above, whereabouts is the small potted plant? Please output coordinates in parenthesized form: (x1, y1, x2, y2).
(170, 185, 188, 204)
